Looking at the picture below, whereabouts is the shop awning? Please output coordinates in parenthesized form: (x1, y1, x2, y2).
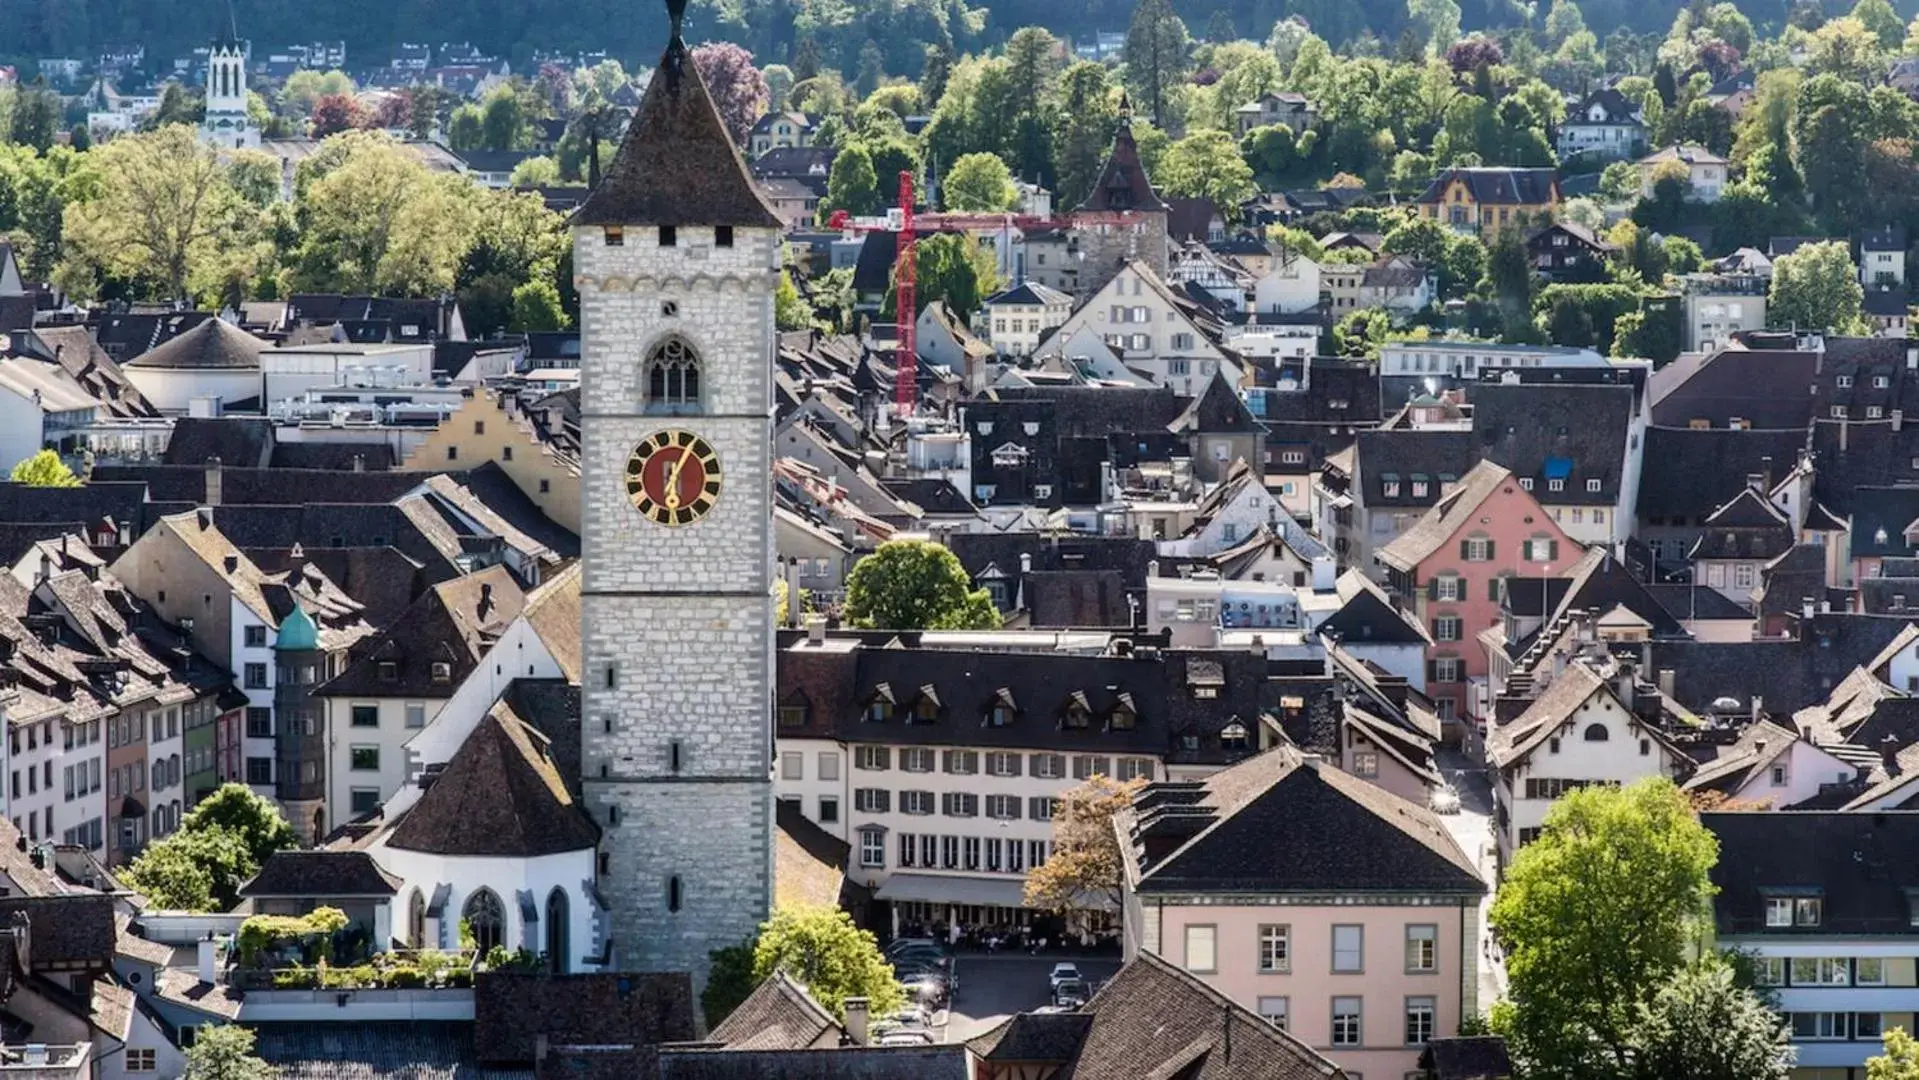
(874, 874, 1028, 908)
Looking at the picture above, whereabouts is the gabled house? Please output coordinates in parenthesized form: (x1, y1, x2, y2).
(1637, 144, 1728, 202)
(1377, 461, 1580, 736)
(1116, 746, 1485, 1079)
(1689, 484, 1796, 609)
(1860, 224, 1907, 288)
(747, 111, 819, 158)
(1526, 221, 1617, 282)
(980, 282, 1072, 359)
(1414, 168, 1560, 241)
(1555, 88, 1646, 164)
(1233, 91, 1317, 137)
(1032, 260, 1241, 395)
(1681, 718, 1863, 808)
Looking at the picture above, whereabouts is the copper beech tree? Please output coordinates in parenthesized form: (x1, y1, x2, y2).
(1023, 774, 1147, 914)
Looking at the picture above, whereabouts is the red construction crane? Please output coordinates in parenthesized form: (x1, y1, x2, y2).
(892, 169, 916, 416)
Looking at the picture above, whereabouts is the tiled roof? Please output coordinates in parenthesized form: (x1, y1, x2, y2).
(1635, 427, 1808, 523)
(1647, 346, 1817, 430)
(1681, 719, 1800, 795)
(1075, 119, 1167, 214)
(123, 317, 265, 370)
(161, 418, 274, 467)
(657, 1047, 970, 1079)
(1377, 460, 1514, 573)
(320, 564, 525, 697)
(1354, 429, 1476, 511)
(1122, 747, 1483, 896)
(386, 698, 599, 858)
(1067, 950, 1347, 1079)
(524, 563, 583, 682)
(573, 39, 781, 229)
(1414, 167, 1559, 206)
(252, 1021, 529, 1079)
(239, 850, 402, 898)
(1420, 1036, 1513, 1080)
(1471, 382, 1631, 506)
(708, 970, 841, 1050)
(1704, 811, 1919, 935)
(473, 971, 698, 1065)
(965, 1012, 1092, 1062)
(0, 894, 115, 968)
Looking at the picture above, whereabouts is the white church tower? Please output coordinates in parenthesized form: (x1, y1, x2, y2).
(201, 24, 257, 149)
(572, 0, 783, 988)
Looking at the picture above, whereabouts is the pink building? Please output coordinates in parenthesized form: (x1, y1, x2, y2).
(1376, 461, 1579, 739)
(1117, 748, 1487, 1079)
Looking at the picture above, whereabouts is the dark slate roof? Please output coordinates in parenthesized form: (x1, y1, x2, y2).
(386, 699, 600, 857)
(1648, 347, 1817, 430)
(965, 1012, 1092, 1062)
(1813, 422, 1919, 517)
(251, 1021, 528, 1080)
(1075, 119, 1167, 214)
(1704, 811, 1919, 935)
(1173, 374, 1265, 435)
(879, 478, 977, 517)
(1645, 583, 1752, 622)
(161, 417, 274, 467)
(572, 37, 781, 228)
(473, 972, 698, 1065)
(89, 311, 214, 360)
(657, 1047, 970, 1079)
(0, 482, 150, 529)
(123, 317, 265, 370)
(270, 442, 397, 471)
(1690, 488, 1794, 560)
(707, 971, 840, 1050)
(1648, 613, 1914, 715)
(88, 465, 435, 506)
(239, 850, 402, 897)
(1864, 224, 1909, 251)
(320, 565, 525, 698)
(503, 679, 583, 800)
(1124, 748, 1484, 896)
(0, 894, 114, 968)
(1635, 427, 1808, 524)
(1414, 167, 1559, 206)
(1354, 429, 1476, 509)
(1864, 289, 1908, 317)
(1849, 487, 1919, 558)
(1065, 951, 1346, 1079)
(1568, 87, 1640, 125)
(1420, 1036, 1514, 1080)
(1165, 197, 1220, 241)
(1471, 382, 1631, 505)
(0, 296, 33, 334)
(1321, 569, 1429, 645)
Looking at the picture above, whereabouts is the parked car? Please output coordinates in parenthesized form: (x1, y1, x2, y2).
(879, 1029, 937, 1046)
(1048, 962, 1082, 991)
(885, 937, 943, 958)
(1052, 978, 1089, 1008)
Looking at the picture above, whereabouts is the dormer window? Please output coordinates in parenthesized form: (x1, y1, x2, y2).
(864, 683, 895, 722)
(1108, 695, 1137, 731)
(430, 662, 451, 683)
(1220, 720, 1249, 750)
(377, 661, 398, 682)
(986, 688, 1017, 727)
(913, 686, 940, 723)
(1062, 692, 1092, 729)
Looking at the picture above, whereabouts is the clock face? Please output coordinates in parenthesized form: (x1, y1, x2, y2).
(626, 430, 723, 526)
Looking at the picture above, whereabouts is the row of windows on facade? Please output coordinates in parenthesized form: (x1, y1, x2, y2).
(862, 831, 1051, 874)
(1194, 923, 1444, 977)
(1788, 1011, 1898, 1042)
(1248, 991, 1439, 1051)
(846, 745, 1154, 781)
(13, 759, 80, 801)
(349, 703, 431, 728)
(856, 695, 1141, 731)
(602, 224, 734, 249)
(1753, 953, 1913, 990)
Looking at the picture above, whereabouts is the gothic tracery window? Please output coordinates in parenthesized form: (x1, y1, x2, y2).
(645, 337, 702, 415)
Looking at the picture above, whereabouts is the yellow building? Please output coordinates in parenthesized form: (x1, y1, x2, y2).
(399, 389, 580, 533)
(1414, 167, 1560, 242)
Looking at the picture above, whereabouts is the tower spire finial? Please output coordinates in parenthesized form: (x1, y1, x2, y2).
(666, 0, 687, 45)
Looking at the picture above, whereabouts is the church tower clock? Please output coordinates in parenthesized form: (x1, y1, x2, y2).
(572, 0, 783, 986)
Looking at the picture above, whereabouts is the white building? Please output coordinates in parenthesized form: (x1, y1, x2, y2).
(980, 282, 1073, 359)
(1638, 144, 1728, 202)
(199, 33, 259, 150)
(1033, 260, 1242, 395)
(260, 343, 436, 407)
(1251, 250, 1321, 316)
(1555, 88, 1646, 165)
(1488, 658, 1690, 868)
(122, 320, 265, 414)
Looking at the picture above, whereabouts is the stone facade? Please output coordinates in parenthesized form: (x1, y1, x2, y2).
(574, 221, 780, 983)
(1071, 213, 1169, 298)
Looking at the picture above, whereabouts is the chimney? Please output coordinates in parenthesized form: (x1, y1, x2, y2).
(223, 554, 239, 574)
(843, 997, 870, 1045)
(1896, 409, 1906, 433)
(1752, 695, 1764, 722)
(1657, 668, 1675, 699)
(1882, 734, 1902, 776)
(1803, 596, 1816, 621)
(204, 457, 222, 506)
(534, 1035, 549, 1064)
(196, 934, 217, 985)
(7, 911, 28, 975)
(1147, 559, 1160, 578)
(352, 454, 365, 472)
(1020, 553, 1033, 574)
(1907, 345, 1917, 370)
(1746, 473, 1764, 493)
(478, 582, 493, 617)
(806, 614, 826, 647)
(1760, 455, 1773, 491)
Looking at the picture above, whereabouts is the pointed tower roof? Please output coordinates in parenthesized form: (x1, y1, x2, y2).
(572, 0, 781, 229)
(1075, 97, 1167, 215)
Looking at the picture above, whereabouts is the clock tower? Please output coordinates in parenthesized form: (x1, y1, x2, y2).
(572, 0, 783, 986)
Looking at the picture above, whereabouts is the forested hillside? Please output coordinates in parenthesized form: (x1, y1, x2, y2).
(0, 0, 1852, 76)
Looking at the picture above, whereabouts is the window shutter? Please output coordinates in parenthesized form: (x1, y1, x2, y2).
(941, 749, 954, 773)
(1007, 754, 1023, 777)
(1427, 578, 1439, 601)
(1485, 539, 1495, 561)
(1549, 539, 1560, 561)
(879, 790, 891, 813)
(941, 793, 954, 815)
(1427, 659, 1438, 684)
(879, 747, 892, 769)
(1007, 797, 1022, 820)
(1459, 539, 1470, 561)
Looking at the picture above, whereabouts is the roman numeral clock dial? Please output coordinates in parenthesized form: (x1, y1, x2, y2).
(625, 430, 723, 526)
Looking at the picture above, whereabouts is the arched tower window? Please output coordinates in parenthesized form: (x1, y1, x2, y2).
(408, 888, 426, 948)
(463, 887, 505, 953)
(545, 888, 569, 972)
(644, 338, 702, 415)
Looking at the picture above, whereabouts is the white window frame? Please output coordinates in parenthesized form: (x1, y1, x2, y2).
(1332, 924, 1364, 973)
(1258, 924, 1291, 973)
(1185, 924, 1217, 973)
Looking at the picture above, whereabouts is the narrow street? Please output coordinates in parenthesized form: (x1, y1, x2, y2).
(1435, 747, 1508, 1012)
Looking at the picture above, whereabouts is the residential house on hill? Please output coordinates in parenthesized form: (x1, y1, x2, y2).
(1117, 746, 1485, 1079)
(1526, 221, 1617, 282)
(1637, 144, 1728, 201)
(1233, 91, 1317, 137)
(1413, 168, 1560, 241)
(1031, 260, 1242, 395)
(1555, 88, 1646, 163)
(748, 111, 819, 158)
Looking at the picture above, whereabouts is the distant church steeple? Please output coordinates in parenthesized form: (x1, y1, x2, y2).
(200, 2, 259, 150)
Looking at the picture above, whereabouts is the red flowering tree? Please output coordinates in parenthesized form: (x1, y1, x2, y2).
(311, 93, 370, 138)
(691, 41, 768, 148)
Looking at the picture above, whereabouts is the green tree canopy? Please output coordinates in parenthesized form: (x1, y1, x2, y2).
(9, 449, 79, 487)
(703, 906, 906, 1027)
(824, 142, 879, 217)
(1489, 778, 1719, 1080)
(185, 1024, 275, 1080)
(1869, 1027, 1919, 1080)
(1770, 239, 1866, 333)
(1123, 0, 1192, 128)
(182, 783, 298, 867)
(843, 539, 1002, 630)
(941, 151, 1018, 211)
(1624, 957, 1794, 1080)
(1156, 130, 1256, 214)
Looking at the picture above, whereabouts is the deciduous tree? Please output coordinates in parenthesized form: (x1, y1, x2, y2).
(8, 449, 78, 487)
(942, 151, 1018, 211)
(1868, 1027, 1919, 1080)
(292, 132, 481, 295)
(184, 1024, 274, 1080)
(747, 906, 906, 1018)
(309, 93, 368, 137)
(1770, 239, 1866, 332)
(824, 142, 879, 216)
(1489, 778, 1719, 1080)
(1625, 957, 1794, 1080)
(1156, 129, 1256, 213)
(1023, 775, 1146, 914)
(1051, 62, 1120, 209)
(691, 41, 769, 148)
(843, 539, 1001, 630)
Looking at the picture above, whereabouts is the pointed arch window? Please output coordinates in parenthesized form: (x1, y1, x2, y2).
(408, 888, 426, 948)
(645, 337, 702, 415)
(462, 887, 505, 954)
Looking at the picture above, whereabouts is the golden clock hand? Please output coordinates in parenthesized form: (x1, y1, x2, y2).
(662, 446, 689, 510)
